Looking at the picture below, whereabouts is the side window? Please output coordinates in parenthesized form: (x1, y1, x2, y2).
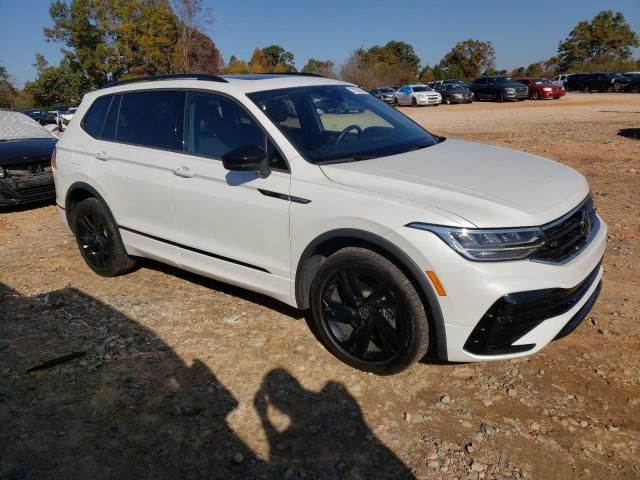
(82, 95, 112, 138)
(101, 95, 120, 141)
(184, 92, 287, 170)
(117, 90, 185, 150)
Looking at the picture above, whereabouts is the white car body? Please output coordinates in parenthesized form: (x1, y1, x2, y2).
(394, 84, 442, 106)
(54, 74, 605, 366)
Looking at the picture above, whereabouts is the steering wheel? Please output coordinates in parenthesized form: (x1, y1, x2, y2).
(336, 124, 363, 144)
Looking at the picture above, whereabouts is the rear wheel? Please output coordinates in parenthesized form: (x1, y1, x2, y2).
(72, 197, 137, 277)
(309, 247, 429, 374)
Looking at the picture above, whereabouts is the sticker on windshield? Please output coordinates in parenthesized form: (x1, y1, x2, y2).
(346, 87, 368, 95)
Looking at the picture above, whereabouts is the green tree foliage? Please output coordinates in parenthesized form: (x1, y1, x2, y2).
(0, 62, 17, 109)
(551, 10, 639, 73)
(340, 41, 420, 88)
(261, 45, 296, 72)
(440, 39, 496, 80)
(24, 54, 85, 107)
(301, 59, 335, 78)
(223, 55, 250, 74)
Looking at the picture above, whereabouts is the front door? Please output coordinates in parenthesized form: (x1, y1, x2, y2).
(168, 91, 292, 301)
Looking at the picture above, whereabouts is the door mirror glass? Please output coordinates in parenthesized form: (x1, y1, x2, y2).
(222, 145, 270, 178)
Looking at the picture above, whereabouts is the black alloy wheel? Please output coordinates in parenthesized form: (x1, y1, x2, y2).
(76, 210, 110, 269)
(320, 268, 407, 364)
(72, 197, 137, 276)
(310, 247, 430, 374)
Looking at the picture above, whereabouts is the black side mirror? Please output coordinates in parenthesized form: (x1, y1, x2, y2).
(222, 145, 270, 178)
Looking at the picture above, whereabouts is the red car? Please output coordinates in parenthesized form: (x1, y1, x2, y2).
(513, 77, 565, 100)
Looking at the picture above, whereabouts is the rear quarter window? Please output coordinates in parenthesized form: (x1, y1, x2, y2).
(82, 95, 112, 138)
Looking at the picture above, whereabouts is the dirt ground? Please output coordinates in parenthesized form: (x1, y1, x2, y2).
(1, 93, 639, 480)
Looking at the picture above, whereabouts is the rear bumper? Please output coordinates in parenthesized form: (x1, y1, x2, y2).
(0, 174, 55, 206)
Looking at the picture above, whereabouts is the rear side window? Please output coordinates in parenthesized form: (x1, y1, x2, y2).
(82, 95, 112, 138)
(117, 90, 185, 150)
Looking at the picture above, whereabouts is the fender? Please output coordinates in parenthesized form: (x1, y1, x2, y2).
(295, 228, 448, 360)
(64, 181, 115, 229)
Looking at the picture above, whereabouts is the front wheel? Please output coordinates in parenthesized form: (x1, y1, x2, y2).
(532, 91, 540, 100)
(72, 197, 137, 277)
(309, 247, 430, 374)
(411, 97, 417, 107)
(445, 97, 451, 105)
(496, 91, 504, 102)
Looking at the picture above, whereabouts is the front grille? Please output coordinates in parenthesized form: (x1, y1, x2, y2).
(4, 161, 52, 176)
(516, 87, 527, 94)
(464, 261, 602, 355)
(532, 196, 598, 263)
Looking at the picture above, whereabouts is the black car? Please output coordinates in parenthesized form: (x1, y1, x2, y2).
(565, 72, 630, 92)
(624, 74, 640, 93)
(437, 83, 474, 104)
(469, 76, 528, 102)
(0, 111, 57, 207)
(21, 109, 47, 125)
(369, 87, 397, 104)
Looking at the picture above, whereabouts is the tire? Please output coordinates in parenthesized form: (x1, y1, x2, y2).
(496, 91, 504, 102)
(412, 97, 417, 107)
(445, 97, 451, 105)
(72, 197, 137, 277)
(393, 96, 399, 106)
(532, 91, 540, 100)
(309, 247, 429, 374)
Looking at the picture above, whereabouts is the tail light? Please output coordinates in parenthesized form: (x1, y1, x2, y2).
(51, 147, 57, 171)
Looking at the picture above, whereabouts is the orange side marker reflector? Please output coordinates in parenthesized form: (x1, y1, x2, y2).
(426, 271, 447, 296)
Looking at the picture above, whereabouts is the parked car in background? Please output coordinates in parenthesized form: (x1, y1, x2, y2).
(54, 73, 606, 374)
(513, 77, 565, 100)
(0, 111, 57, 207)
(61, 107, 78, 125)
(469, 76, 528, 102)
(433, 79, 466, 90)
(437, 83, 474, 104)
(552, 74, 571, 87)
(21, 109, 47, 125)
(624, 74, 640, 93)
(369, 87, 397, 104)
(565, 73, 630, 92)
(394, 84, 442, 106)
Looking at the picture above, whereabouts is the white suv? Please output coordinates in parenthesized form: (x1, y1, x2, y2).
(53, 73, 606, 374)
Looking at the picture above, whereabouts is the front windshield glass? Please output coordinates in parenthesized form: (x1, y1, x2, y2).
(447, 84, 466, 90)
(412, 86, 431, 92)
(380, 87, 396, 93)
(249, 85, 437, 164)
(533, 79, 552, 85)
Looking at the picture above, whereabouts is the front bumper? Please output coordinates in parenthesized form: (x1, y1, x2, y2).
(541, 89, 565, 98)
(0, 173, 55, 207)
(504, 90, 529, 99)
(386, 214, 607, 362)
(416, 96, 442, 105)
(448, 94, 473, 103)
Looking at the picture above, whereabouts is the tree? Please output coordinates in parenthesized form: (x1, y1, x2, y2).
(552, 10, 639, 72)
(440, 39, 495, 80)
(223, 55, 249, 74)
(24, 54, 85, 108)
(0, 62, 17, 109)
(249, 48, 269, 73)
(261, 45, 296, 72)
(44, 0, 180, 87)
(171, 0, 213, 72)
(301, 58, 336, 78)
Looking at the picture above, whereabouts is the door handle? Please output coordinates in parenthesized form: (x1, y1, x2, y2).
(172, 166, 195, 178)
(94, 151, 110, 161)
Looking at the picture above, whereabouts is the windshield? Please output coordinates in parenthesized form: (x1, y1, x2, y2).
(533, 79, 552, 85)
(412, 86, 431, 92)
(249, 85, 437, 164)
(380, 87, 396, 93)
(447, 85, 466, 90)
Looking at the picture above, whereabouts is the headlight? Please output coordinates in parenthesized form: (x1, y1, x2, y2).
(407, 224, 545, 261)
(0, 167, 5, 179)
(543, 87, 552, 92)
(452, 93, 463, 98)
(505, 88, 515, 94)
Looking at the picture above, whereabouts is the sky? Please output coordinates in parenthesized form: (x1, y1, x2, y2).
(0, 0, 638, 87)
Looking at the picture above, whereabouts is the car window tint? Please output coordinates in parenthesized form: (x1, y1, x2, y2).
(82, 95, 112, 138)
(184, 92, 286, 170)
(117, 90, 185, 150)
(101, 95, 120, 141)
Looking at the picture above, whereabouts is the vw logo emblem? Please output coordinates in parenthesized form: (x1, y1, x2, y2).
(580, 210, 592, 237)
(358, 306, 372, 319)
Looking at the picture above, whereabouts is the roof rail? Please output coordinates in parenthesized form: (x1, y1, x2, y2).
(101, 73, 228, 89)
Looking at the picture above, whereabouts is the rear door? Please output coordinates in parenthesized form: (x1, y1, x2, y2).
(88, 90, 185, 262)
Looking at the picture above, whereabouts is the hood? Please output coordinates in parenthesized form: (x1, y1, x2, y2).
(320, 139, 589, 228)
(0, 138, 57, 166)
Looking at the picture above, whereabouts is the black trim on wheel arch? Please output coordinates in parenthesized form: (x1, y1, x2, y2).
(258, 189, 311, 204)
(118, 226, 271, 274)
(65, 182, 115, 231)
(295, 228, 447, 360)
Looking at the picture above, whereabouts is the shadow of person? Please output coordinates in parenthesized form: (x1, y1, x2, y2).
(255, 368, 415, 479)
(0, 284, 254, 480)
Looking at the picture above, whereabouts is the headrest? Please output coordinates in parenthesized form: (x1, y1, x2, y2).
(264, 99, 290, 123)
